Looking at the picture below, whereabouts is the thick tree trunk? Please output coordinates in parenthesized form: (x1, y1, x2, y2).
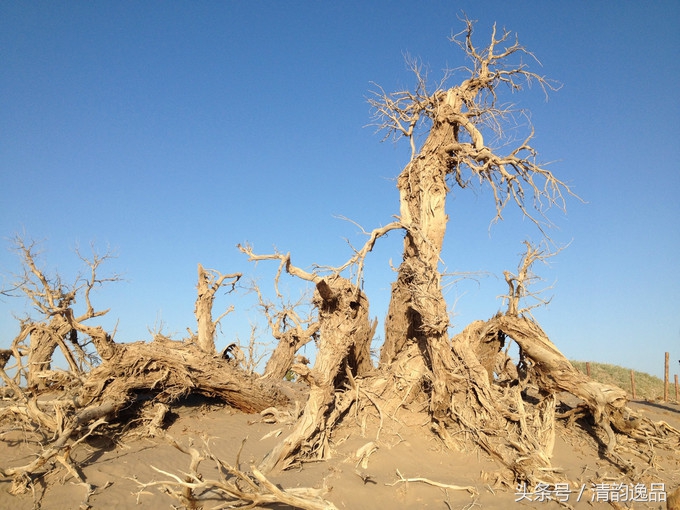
(263, 333, 303, 382)
(262, 322, 319, 381)
(488, 315, 629, 452)
(195, 263, 218, 353)
(77, 336, 286, 412)
(260, 276, 373, 473)
(381, 112, 454, 367)
(380, 112, 462, 418)
(27, 328, 57, 388)
(26, 317, 82, 388)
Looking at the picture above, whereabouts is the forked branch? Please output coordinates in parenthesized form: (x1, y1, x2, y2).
(239, 220, 402, 289)
(500, 240, 561, 316)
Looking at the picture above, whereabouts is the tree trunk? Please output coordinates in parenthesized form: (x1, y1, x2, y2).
(77, 336, 286, 412)
(262, 322, 319, 381)
(380, 111, 460, 416)
(26, 317, 81, 388)
(27, 327, 57, 388)
(194, 264, 241, 354)
(195, 264, 218, 353)
(381, 110, 454, 363)
(260, 276, 373, 473)
(489, 315, 629, 452)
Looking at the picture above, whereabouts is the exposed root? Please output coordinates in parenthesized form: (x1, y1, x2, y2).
(386, 468, 477, 495)
(134, 434, 337, 510)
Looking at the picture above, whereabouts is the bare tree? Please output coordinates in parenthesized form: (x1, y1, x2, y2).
(193, 263, 241, 353)
(2, 18, 679, 505)
(347, 18, 665, 486)
(238, 223, 397, 472)
(0, 236, 286, 491)
(247, 280, 319, 381)
(227, 22, 676, 480)
(369, 17, 572, 417)
(5, 236, 120, 388)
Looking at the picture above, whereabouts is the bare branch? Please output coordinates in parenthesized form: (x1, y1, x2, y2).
(3, 235, 121, 383)
(238, 243, 320, 295)
(74, 243, 122, 323)
(499, 240, 564, 317)
(323, 219, 403, 286)
(367, 58, 436, 161)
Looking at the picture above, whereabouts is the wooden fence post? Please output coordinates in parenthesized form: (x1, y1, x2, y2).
(664, 352, 669, 402)
(630, 370, 636, 399)
(586, 362, 591, 378)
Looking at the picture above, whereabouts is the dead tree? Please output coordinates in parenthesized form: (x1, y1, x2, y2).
(6, 237, 120, 389)
(369, 17, 571, 426)
(194, 263, 241, 353)
(441, 242, 644, 484)
(239, 222, 398, 472)
(0, 237, 286, 492)
(248, 281, 320, 381)
(359, 19, 679, 486)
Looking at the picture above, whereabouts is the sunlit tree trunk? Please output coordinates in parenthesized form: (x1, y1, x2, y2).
(194, 264, 241, 354)
(381, 117, 453, 366)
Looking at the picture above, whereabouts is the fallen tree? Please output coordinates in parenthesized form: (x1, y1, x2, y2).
(0, 238, 286, 497)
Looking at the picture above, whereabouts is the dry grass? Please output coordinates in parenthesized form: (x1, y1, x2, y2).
(571, 360, 677, 401)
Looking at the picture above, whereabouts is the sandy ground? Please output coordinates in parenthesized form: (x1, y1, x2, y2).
(1, 392, 679, 509)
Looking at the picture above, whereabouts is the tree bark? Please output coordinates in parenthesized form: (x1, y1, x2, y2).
(26, 317, 84, 388)
(77, 337, 286, 412)
(381, 121, 452, 367)
(195, 264, 218, 353)
(379, 111, 460, 419)
(262, 322, 319, 381)
(194, 264, 241, 354)
(260, 276, 373, 473)
(488, 314, 628, 451)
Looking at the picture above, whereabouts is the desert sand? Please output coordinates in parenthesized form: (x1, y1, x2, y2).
(2, 387, 678, 510)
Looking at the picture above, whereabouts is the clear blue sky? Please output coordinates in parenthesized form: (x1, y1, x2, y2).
(1, 2, 678, 378)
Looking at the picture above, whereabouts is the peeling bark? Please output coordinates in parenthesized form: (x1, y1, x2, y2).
(260, 276, 373, 473)
(194, 264, 241, 354)
(262, 321, 319, 381)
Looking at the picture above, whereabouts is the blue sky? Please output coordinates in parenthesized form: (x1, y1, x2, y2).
(1, 2, 678, 378)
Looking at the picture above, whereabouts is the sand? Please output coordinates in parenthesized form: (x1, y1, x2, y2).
(1, 393, 679, 509)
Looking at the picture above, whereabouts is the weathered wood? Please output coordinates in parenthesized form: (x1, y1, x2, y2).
(194, 264, 241, 354)
(79, 337, 287, 413)
(262, 325, 317, 382)
(489, 315, 629, 452)
(260, 276, 373, 473)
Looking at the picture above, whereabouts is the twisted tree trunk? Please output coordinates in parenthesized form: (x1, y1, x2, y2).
(380, 106, 460, 420)
(194, 264, 241, 353)
(260, 276, 373, 473)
